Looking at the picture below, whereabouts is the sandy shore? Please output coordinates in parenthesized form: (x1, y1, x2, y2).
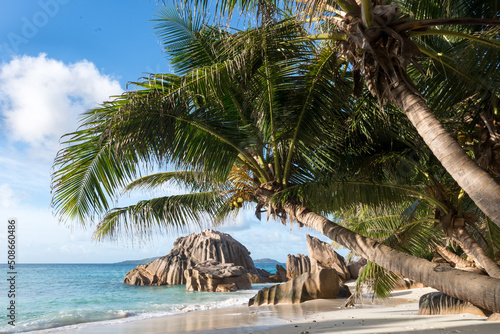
(36, 287, 499, 334)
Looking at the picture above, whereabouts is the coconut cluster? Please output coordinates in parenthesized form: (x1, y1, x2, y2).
(229, 197, 244, 210)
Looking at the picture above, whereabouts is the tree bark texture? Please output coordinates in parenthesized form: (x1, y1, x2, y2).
(391, 81, 500, 228)
(282, 201, 500, 313)
(452, 226, 500, 279)
(436, 246, 475, 269)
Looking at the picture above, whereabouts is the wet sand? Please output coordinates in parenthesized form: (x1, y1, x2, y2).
(34, 287, 500, 334)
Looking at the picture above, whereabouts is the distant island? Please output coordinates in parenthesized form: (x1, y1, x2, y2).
(115, 257, 160, 265)
(253, 258, 280, 264)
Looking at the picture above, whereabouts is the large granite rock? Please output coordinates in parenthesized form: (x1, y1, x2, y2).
(184, 260, 251, 292)
(286, 254, 311, 279)
(276, 264, 288, 282)
(418, 292, 488, 317)
(248, 269, 340, 306)
(338, 283, 352, 298)
(124, 248, 191, 286)
(306, 234, 351, 281)
(268, 274, 284, 283)
(347, 257, 367, 279)
(124, 229, 261, 285)
(247, 268, 272, 283)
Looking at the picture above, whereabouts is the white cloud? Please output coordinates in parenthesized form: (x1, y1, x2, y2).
(0, 183, 19, 208)
(0, 203, 178, 263)
(0, 53, 122, 149)
(0, 54, 122, 210)
(0, 55, 350, 264)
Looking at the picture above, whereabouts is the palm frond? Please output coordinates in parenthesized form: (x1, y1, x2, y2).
(356, 261, 400, 299)
(93, 191, 224, 241)
(411, 29, 500, 119)
(397, 0, 499, 22)
(340, 202, 440, 254)
(279, 179, 446, 215)
(51, 114, 139, 224)
(154, 5, 232, 74)
(124, 171, 219, 193)
(104, 76, 255, 179)
(282, 45, 351, 184)
(51, 78, 241, 224)
(485, 217, 500, 260)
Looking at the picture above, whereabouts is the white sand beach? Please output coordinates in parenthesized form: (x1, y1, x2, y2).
(35, 286, 500, 334)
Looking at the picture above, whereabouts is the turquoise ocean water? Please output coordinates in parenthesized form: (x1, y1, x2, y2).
(1, 263, 283, 333)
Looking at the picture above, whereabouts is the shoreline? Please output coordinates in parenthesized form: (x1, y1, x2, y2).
(30, 286, 499, 334)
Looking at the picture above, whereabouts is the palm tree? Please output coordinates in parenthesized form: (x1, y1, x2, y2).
(337, 183, 500, 300)
(52, 6, 500, 312)
(303, 76, 500, 280)
(335, 110, 500, 280)
(336, 202, 440, 300)
(192, 0, 500, 227)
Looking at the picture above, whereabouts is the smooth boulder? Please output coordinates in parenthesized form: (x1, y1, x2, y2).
(338, 283, 352, 298)
(248, 268, 272, 283)
(418, 292, 488, 317)
(124, 249, 191, 286)
(248, 268, 339, 306)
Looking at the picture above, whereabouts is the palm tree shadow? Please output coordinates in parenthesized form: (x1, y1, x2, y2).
(241, 316, 493, 334)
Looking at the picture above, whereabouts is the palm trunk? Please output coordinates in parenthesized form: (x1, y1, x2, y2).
(391, 81, 500, 228)
(452, 226, 500, 279)
(436, 246, 475, 269)
(281, 200, 500, 313)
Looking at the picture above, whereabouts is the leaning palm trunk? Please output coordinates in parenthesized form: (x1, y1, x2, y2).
(452, 226, 500, 279)
(391, 81, 500, 228)
(257, 192, 500, 312)
(436, 246, 475, 269)
(296, 207, 500, 312)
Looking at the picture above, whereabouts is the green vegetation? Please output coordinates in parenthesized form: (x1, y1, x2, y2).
(51, 1, 500, 311)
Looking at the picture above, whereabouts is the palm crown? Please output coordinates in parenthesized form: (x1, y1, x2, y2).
(52, 8, 354, 238)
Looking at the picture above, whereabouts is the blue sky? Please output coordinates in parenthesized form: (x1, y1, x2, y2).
(0, 0, 346, 263)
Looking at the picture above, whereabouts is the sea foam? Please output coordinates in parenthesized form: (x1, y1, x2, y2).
(0, 264, 272, 334)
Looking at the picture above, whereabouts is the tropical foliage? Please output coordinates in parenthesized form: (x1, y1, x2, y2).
(52, 7, 350, 236)
(51, 1, 500, 309)
(185, 0, 500, 226)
